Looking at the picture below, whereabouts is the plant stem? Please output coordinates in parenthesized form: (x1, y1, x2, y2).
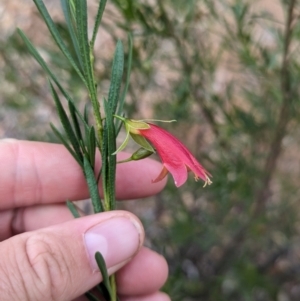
(103, 191, 110, 212)
(198, 1, 297, 296)
(89, 48, 104, 149)
(110, 274, 117, 301)
(253, 0, 296, 215)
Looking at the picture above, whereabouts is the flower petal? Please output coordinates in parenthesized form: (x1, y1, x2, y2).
(139, 124, 211, 186)
(187, 155, 212, 182)
(152, 166, 169, 183)
(164, 162, 188, 187)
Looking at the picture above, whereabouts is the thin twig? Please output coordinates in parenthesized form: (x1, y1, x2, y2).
(199, 1, 297, 294)
(253, 0, 296, 214)
(157, 2, 220, 137)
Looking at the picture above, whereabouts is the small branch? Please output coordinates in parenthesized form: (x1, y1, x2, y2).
(199, 1, 297, 291)
(157, 2, 220, 136)
(253, 0, 296, 214)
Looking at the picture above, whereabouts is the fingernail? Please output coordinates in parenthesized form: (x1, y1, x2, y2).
(84, 216, 143, 271)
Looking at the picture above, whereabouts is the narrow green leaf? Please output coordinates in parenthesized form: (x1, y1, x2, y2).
(83, 126, 96, 168)
(90, 0, 108, 49)
(75, 0, 96, 95)
(49, 82, 83, 162)
(89, 126, 96, 168)
(95, 252, 113, 298)
(74, 0, 101, 129)
(50, 123, 83, 167)
(18, 29, 59, 82)
(84, 292, 99, 301)
(96, 167, 102, 185)
(74, 0, 89, 73)
(66, 200, 81, 218)
(68, 0, 76, 20)
(60, 0, 83, 70)
(116, 34, 133, 119)
(102, 100, 117, 209)
(83, 156, 103, 213)
(96, 283, 110, 300)
(18, 29, 87, 126)
(84, 103, 90, 124)
(68, 100, 83, 143)
(82, 124, 96, 168)
(115, 34, 133, 132)
(108, 40, 124, 114)
(32, 0, 87, 85)
(79, 139, 89, 159)
(101, 122, 109, 210)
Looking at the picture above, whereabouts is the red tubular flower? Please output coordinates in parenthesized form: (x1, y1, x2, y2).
(136, 123, 212, 187)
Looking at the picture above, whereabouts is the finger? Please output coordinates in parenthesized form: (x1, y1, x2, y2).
(1, 208, 170, 299)
(116, 247, 169, 296)
(0, 139, 166, 210)
(0, 211, 144, 301)
(0, 204, 76, 240)
(73, 291, 171, 301)
(120, 292, 171, 301)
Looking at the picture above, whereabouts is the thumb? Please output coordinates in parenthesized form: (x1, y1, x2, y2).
(0, 211, 144, 301)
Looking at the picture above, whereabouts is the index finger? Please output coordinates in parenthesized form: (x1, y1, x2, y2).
(0, 139, 166, 210)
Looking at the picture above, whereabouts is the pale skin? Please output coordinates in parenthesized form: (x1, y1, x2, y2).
(0, 139, 170, 301)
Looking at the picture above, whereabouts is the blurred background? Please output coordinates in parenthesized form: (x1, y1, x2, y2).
(1, 0, 300, 300)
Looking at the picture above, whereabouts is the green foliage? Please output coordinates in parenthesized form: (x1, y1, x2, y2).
(66, 200, 81, 218)
(94, 252, 120, 301)
(16, 0, 128, 300)
(108, 0, 300, 300)
(32, 0, 86, 84)
(2, 0, 300, 300)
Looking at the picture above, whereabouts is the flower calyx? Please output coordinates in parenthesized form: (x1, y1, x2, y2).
(113, 115, 155, 155)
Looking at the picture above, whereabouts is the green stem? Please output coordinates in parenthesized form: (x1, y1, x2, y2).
(110, 274, 117, 301)
(89, 48, 104, 149)
(90, 91, 103, 148)
(103, 191, 110, 212)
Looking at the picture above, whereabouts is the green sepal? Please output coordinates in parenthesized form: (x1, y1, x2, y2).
(130, 133, 155, 152)
(113, 115, 154, 153)
(113, 129, 130, 155)
(126, 119, 150, 132)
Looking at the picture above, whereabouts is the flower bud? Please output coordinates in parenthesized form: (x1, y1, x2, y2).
(131, 148, 154, 160)
(118, 148, 154, 164)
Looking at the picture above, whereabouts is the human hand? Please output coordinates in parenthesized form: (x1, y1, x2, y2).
(0, 140, 169, 301)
